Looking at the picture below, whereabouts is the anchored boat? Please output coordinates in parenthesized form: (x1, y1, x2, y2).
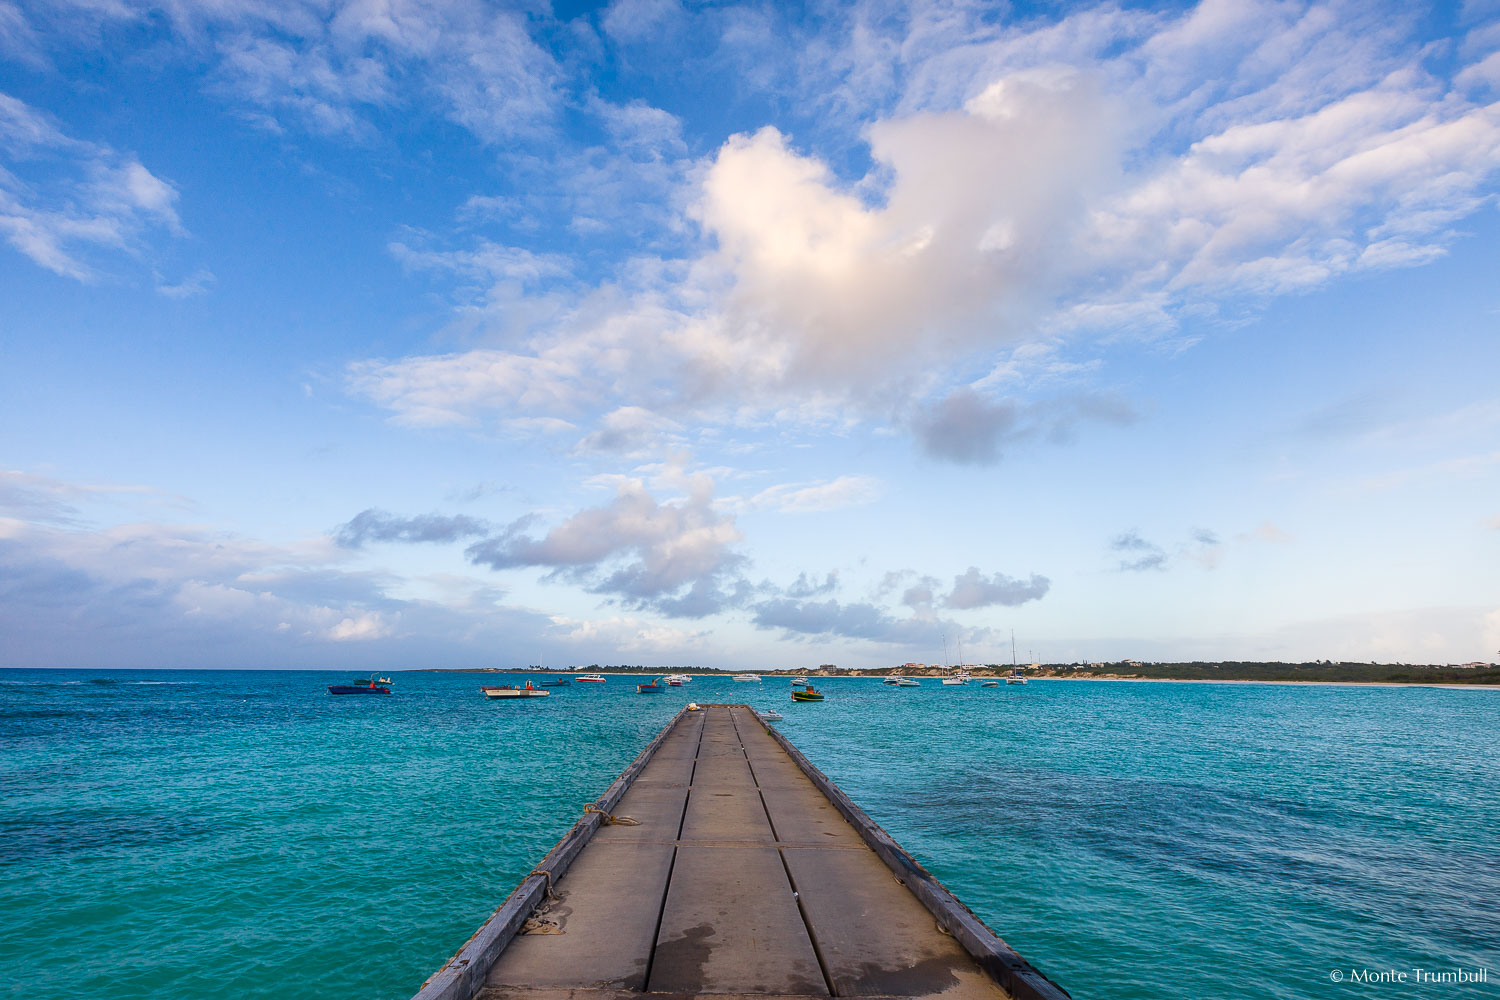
(1005, 630, 1028, 684)
(481, 682, 550, 699)
(791, 683, 824, 702)
(637, 678, 666, 693)
(328, 675, 390, 695)
(577, 673, 606, 683)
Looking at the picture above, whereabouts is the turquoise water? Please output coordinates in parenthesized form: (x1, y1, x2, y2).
(2, 671, 1497, 999)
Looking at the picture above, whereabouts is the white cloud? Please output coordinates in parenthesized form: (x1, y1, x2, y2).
(548, 612, 703, 653)
(0, 93, 182, 280)
(465, 468, 746, 616)
(575, 406, 680, 455)
(601, 0, 683, 46)
(11, 0, 562, 144)
(0, 467, 184, 523)
(345, 2, 1500, 459)
(156, 266, 215, 298)
(736, 475, 883, 514)
(944, 566, 1051, 609)
(326, 612, 394, 641)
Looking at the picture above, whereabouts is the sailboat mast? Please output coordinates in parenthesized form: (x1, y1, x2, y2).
(1011, 629, 1016, 668)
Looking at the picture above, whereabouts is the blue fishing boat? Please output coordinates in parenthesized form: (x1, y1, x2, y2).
(538, 678, 570, 687)
(637, 677, 666, 693)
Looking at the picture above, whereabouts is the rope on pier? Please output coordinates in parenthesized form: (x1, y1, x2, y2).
(583, 805, 641, 826)
(528, 867, 560, 901)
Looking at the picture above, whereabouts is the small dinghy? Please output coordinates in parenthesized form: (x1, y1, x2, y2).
(637, 678, 666, 693)
(756, 709, 784, 722)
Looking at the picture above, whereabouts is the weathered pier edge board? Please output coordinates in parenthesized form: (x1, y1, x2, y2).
(411, 705, 1071, 1000)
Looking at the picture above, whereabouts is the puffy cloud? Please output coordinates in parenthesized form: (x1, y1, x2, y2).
(901, 576, 940, 610)
(340, 1, 1500, 466)
(943, 566, 1051, 609)
(334, 509, 491, 548)
(326, 612, 394, 641)
(575, 406, 680, 456)
(465, 473, 745, 616)
(914, 389, 1018, 465)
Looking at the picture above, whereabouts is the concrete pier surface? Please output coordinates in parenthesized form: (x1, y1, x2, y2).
(413, 705, 1070, 1000)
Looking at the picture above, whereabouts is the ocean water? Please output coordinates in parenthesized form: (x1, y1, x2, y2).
(2, 670, 1497, 1000)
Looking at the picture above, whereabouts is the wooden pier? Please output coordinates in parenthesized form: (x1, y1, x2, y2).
(412, 705, 1070, 1000)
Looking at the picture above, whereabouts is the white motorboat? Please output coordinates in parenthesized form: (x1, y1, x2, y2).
(791, 675, 809, 684)
(481, 683, 550, 699)
(665, 673, 690, 686)
(756, 709, 783, 722)
(733, 673, 761, 682)
(577, 673, 606, 683)
(883, 676, 919, 686)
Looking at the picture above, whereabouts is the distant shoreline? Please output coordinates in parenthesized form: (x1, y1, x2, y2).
(402, 667, 1498, 688)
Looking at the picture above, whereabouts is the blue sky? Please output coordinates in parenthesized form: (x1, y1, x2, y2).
(2, 0, 1498, 670)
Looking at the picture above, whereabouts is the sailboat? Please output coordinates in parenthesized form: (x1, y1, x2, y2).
(1006, 631, 1028, 685)
(940, 636, 969, 685)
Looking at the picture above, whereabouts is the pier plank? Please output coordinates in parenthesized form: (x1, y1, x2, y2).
(647, 845, 826, 996)
(486, 841, 675, 991)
